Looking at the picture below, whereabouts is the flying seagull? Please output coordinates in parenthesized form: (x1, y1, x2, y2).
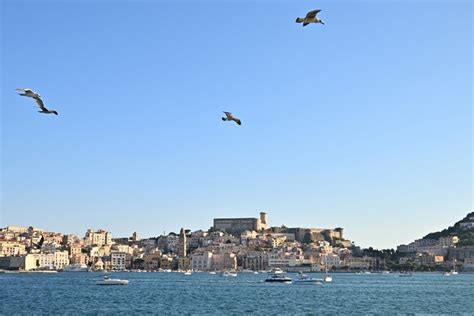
(27, 235, 44, 253)
(34, 97, 59, 115)
(16, 88, 41, 99)
(222, 111, 241, 125)
(296, 9, 325, 26)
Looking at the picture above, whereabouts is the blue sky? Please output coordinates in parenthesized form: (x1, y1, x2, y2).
(1, 0, 472, 248)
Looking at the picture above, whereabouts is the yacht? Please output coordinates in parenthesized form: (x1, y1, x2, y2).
(271, 268, 284, 274)
(96, 275, 129, 285)
(63, 264, 88, 272)
(209, 271, 217, 275)
(184, 271, 192, 275)
(222, 271, 238, 277)
(265, 273, 292, 283)
(293, 273, 322, 284)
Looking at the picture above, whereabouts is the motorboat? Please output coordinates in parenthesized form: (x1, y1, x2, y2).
(253, 271, 259, 275)
(96, 275, 129, 285)
(184, 271, 192, 275)
(209, 271, 217, 275)
(222, 271, 238, 277)
(271, 268, 284, 274)
(264, 273, 292, 283)
(293, 273, 322, 284)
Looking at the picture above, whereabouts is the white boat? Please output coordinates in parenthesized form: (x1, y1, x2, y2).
(63, 264, 89, 272)
(209, 271, 217, 275)
(271, 268, 284, 274)
(96, 275, 129, 285)
(324, 262, 332, 283)
(293, 273, 322, 284)
(222, 271, 237, 277)
(265, 273, 292, 283)
(253, 271, 259, 275)
(184, 271, 192, 275)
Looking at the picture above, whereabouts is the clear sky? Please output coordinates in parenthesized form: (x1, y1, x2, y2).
(1, 0, 472, 249)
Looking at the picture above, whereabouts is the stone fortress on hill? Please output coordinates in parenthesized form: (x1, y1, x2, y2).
(212, 212, 345, 245)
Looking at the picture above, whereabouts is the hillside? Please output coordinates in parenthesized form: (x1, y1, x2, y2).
(423, 212, 474, 246)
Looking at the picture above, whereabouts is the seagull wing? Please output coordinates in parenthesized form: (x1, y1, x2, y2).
(32, 236, 44, 249)
(223, 111, 233, 118)
(305, 9, 321, 19)
(34, 97, 47, 111)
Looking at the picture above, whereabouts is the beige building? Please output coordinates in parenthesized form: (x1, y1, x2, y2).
(178, 257, 191, 271)
(211, 253, 237, 271)
(69, 244, 82, 256)
(0, 241, 27, 257)
(160, 255, 173, 270)
(84, 229, 113, 246)
(343, 257, 377, 269)
(113, 244, 133, 255)
(243, 252, 268, 271)
(144, 252, 162, 271)
(70, 253, 88, 266)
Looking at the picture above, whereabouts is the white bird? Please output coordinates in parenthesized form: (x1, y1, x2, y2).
(296, 9, 325, 26)
(34, 97, 59, 115)
(222, 111, 241, 125)
(16, 88, 41, 99)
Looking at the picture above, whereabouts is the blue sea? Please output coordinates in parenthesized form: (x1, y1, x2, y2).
(1, 272, 473, 315)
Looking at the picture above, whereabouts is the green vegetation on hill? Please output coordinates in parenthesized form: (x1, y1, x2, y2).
(423, 212, 474, 246)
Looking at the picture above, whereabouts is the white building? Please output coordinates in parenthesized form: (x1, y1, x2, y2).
(33, 251, 70, 270)
(323, 253, 341, 268)
(191, 252, 213, 271)
(111, 252, 127, 270)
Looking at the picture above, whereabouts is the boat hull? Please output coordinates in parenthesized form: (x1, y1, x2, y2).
(264, 279, 292, 283)
(96, 280, 129, 285)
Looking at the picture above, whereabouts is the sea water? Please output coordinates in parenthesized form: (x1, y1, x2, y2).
(1, 272, 473, 314)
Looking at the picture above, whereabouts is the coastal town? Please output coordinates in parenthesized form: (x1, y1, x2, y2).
(1, 212, 473, 273)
